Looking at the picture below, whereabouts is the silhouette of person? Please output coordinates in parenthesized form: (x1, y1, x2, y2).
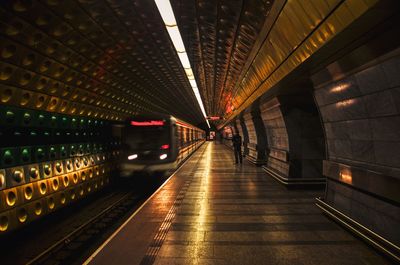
(218, 132, 223, 144)
(232, 132, 242, 164)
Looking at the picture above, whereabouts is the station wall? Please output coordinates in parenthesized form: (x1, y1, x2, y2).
(312, 46, 400, 246)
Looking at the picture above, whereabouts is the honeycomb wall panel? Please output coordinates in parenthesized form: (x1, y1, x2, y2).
(0, 104, 119, 234)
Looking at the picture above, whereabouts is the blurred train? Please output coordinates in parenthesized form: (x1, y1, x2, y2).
(115, 114, 205, 176)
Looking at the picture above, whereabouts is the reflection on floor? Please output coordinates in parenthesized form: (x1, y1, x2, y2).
(89, 142, 391, 265)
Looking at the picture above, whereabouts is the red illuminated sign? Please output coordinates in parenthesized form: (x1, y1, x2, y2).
(160, 144, 170, 149)
(130, 120, 165, 126)
(207, 116, 223, 120)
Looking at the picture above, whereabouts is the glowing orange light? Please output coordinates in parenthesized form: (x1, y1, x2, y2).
(330, 83, 350, 93)
(336, 99, 355, 107)
(130, 120, 164, 126)
(340, 171, 352, 184)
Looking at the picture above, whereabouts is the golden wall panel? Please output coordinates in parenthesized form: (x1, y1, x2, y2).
(225, 0, 378, 124)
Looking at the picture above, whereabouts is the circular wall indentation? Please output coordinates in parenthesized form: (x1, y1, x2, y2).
(50, 82, 59, 94)
(34, 202, 42, 215)
(1, 44, 17, 59)
(39, 60, 51, 72)
(36, 78, 47, 90)
(22, 53, 35, 66)
(0, 173, 5, 187)
(81, 171, 86, 181)
(55, 162, 62, 173)
(60, 101, 68, 112)
(60, 193, 66, 204)
(39, 182, 47, 195)
(48, 197, 55, 209)
(20, 92, 31, 106)
(17, 208, 28, 223)
(20, 72, 32, 86)
(13, 170, 23, 183)
(44, 165, 51, 176)
(63, 176, 69, 187)
(1, 88, 13, 103)
(0, 66, 13, 81)
(73, 173, 78, 183)
(0, 216, 9, 231)
(24, 186, 33, 200)
(6, 191, 17, 206)
(30, 167, 38, 179)
(5, 111, 17, 124)
(66, 161, 72, 171)
(52, 178, 59, 191)
(36, 95, 46, 108)
(49, 98, 58, 109)
(21, 148, 30, 162)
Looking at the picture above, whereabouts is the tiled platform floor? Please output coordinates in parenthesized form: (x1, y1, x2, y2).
(87, 142, 391, 265)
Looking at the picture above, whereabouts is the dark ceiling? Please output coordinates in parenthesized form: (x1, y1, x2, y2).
(0, 0, 272, 127)
(171, 0, 272, 118)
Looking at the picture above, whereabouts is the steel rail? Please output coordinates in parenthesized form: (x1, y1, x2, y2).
(26, 191, 136, 265)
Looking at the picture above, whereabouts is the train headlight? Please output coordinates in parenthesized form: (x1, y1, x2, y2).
(159, 154, 168, 160)
(128, 154, 138, 160)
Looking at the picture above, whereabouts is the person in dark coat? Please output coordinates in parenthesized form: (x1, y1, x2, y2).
(232, 132, 242, 164)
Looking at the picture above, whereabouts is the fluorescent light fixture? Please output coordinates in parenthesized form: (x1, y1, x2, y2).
(159, 154, 168, 160)
(154, 0, 176, 26)
(185, 68, 194, 78)
(189, 79, 197, 88)
(128, 154, 138, 160)
(154, 0, 210, 128)
(166, 26, 185, 52)
(177, 52, 191, 68)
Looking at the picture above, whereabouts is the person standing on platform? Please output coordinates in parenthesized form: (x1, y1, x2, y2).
(218, 132, 223, 144)
(232, 132, 242, 164)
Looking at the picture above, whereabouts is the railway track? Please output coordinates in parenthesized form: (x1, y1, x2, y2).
(25, 190, 141, 265)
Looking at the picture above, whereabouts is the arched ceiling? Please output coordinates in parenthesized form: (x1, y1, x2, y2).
(0, 0, 274, 127)
(0, 0, 387, 129)
(171, 0, 273, 118)
(1, 0, 221, 125)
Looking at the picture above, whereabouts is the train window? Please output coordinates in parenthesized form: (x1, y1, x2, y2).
(178, 126, 183, 148)
(123, 123, 170, 150)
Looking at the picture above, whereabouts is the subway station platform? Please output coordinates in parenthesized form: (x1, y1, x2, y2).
(85, 142, 390, 265)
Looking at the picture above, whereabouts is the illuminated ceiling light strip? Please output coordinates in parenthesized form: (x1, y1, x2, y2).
(177, 52, 191, 69)
(166, 27, 186, 52)
(154, 0, 176, 26)
(189, 79, 197, 87)
(185, 68, 194, 78)
(154, 0, 209, 128)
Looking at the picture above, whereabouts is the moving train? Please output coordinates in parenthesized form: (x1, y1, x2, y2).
(116, 114, 205, 176)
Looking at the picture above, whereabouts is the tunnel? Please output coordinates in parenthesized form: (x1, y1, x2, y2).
(0, 0, 399, 264)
